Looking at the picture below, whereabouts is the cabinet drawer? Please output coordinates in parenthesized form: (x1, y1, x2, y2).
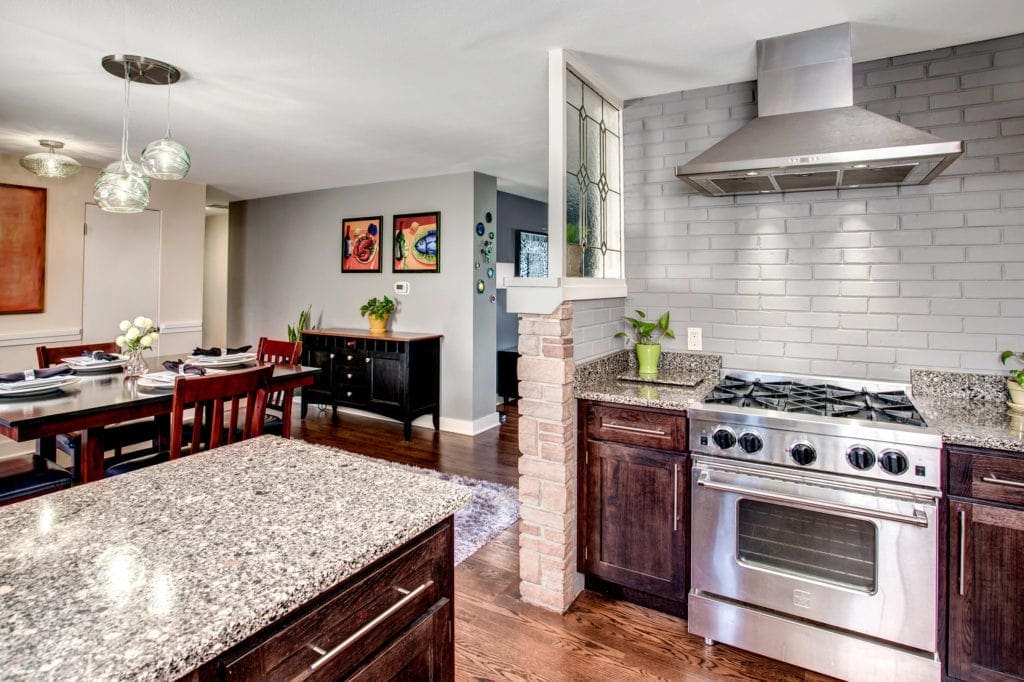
(335, 366, 368, 384)
(224, 524, 448, 681)
(949, 446, 1024, 506)
(337, 350, 371, 366)
(587, 404, 687, 452)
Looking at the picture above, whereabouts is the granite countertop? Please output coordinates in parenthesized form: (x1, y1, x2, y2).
(912, 370, 1024, 453)
(575, 350, 722, 410)
(0, 436, 472, 681)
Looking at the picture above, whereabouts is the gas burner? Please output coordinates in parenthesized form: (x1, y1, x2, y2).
(704, 374, 928, 427)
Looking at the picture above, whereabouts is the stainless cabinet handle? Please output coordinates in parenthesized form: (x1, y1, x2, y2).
(696, 476, 930, 527)
(981, 474, 1024, 489)
(308, 581, 432, 671)
(958, 509, 966, 596)
(604, 422, 667, 437)
(673, 463, 679, 532)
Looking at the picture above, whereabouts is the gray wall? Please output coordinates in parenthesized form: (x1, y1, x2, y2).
(495, 191, 548, 350)
(227, 171, 496, 428)
(472, 175, 498, 419)
(623, 33, 1024, 381)
(573, 298, 626, 361)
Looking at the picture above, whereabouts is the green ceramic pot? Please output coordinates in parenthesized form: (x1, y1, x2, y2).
(635, 343, 661, 375)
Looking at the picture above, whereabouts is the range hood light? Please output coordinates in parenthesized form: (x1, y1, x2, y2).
(852, 163, 868, 169)
(745, 171, 760, 176)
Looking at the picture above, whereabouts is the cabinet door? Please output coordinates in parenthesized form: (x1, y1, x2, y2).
(369, 352, 403, 408)
(948, 500, 1024, 681)
(585, 440, 686, 599)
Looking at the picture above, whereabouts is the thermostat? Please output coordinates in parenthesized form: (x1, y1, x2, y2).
(394, 281, 410, 295)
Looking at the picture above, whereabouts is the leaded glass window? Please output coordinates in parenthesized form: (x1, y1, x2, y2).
(565, 69, 622, 279)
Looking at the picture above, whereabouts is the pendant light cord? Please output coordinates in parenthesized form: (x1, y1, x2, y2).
(119, 62, 132, 169)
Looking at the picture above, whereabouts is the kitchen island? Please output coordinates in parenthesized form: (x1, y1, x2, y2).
(0, 436, 472, 680)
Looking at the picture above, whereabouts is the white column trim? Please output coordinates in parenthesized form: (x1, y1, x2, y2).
(159, 321, 203, 334)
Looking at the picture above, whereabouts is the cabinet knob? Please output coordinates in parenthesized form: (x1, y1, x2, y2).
(346, 373, 352, 379)
(347, 355, 353, 361)
(346, 391, 353, 397)
(329, 353, 335, 359)
(365, 357, 371, 363)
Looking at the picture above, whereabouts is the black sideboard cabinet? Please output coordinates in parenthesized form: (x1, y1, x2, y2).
(300, 328, 442, 440)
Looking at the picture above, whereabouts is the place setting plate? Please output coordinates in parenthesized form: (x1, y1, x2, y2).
(185, 353, 258, 369)
(137, 369, 225, 391)
(0, 377, 80, 399)
(61, 355, 128, 373)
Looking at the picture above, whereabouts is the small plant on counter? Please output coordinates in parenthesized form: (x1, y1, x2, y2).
(287, 306, 315, 342)
(1001, 350, 1024, 404)
(360, 296, 397, 335)
(616, 310, 675, 375)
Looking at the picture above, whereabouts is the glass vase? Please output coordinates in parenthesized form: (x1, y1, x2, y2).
(123, 348, 150, 378)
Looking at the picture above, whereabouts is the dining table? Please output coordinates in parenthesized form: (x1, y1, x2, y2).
(0, 354, 320, 484)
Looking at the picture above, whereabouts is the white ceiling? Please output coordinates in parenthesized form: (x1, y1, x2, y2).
(1, 1, 1022, 202)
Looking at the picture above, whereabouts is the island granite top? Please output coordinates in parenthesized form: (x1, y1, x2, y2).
(0, 436, 472, 681)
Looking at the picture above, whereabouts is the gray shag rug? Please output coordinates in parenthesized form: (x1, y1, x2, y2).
(391, 464, 520, 565)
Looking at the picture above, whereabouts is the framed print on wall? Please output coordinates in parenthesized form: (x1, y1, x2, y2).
(341, 216, 383, 272)
(0, 183, 46, 314)
(393, 211, 440, 273)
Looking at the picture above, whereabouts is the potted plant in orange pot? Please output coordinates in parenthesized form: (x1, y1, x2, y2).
(360, 296, 396, 335)
(616, 309, 675, 376)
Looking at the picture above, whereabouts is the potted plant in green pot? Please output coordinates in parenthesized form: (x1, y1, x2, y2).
(1001, 350, 1024, 406)
(360, 296, 396, 335)
(616, 309, 675, 376)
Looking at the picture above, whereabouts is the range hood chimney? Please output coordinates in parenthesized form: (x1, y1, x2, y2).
(675, 23, 963, 196)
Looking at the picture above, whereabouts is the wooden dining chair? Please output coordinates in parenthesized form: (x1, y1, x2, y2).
(36, 342, 158, 471)
(256, 337, 302, 436)
(105, 365, 274, 476)
(0, 454, 73, 506)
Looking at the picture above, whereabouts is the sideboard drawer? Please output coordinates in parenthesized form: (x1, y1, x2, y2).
(587, 404, 687, 452)
(223, 524, 448, 681)
(948, 446, 1024, 506)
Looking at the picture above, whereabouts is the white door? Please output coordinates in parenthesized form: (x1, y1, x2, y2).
(82, 205, 161, 350)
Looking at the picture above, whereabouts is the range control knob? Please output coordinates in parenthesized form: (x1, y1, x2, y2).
(879, 450, 910, 475)
(711, 428, 736, 450)
(738, 432, 763, 454)
(847, 445, 876, 470)
(790, 443, 816, 466)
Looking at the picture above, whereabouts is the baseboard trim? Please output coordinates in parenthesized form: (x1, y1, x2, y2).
(298, 400, 499, 436)
(0, 328, 82, 348)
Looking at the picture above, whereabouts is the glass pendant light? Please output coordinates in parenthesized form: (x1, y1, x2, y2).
(141, 72, 190, 180)
(94, 62, 150, 213)
(19, 140, 81, 178)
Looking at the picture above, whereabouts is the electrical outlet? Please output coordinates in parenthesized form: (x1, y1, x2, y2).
(687, 327, 702, 351)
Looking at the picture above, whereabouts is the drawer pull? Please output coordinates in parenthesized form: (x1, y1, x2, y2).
(957, 509, 966, 596)
(981, 474, 1024, 489)
(346, 373, 353, 379)
(604, 422, 667, 437)
(365, 357, 371, 363)
(308, 581, 432, 671)
(673, 462, 679, 532)
(346, 391, 353, 398)
(347, 355, 353, 361)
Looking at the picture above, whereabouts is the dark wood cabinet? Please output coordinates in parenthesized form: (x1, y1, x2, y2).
(186, 518, 455, 681)
(945, 445, 1024, 682)
(300, 329, 441, 441)
(578, 400, 689, 616)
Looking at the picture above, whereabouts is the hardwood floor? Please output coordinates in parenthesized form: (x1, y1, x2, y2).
(295, 405, 833, 681)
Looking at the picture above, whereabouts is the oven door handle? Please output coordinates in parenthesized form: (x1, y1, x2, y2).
(696, 477, 930, 527)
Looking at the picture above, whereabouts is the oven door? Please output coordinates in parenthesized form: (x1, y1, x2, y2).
(690, 455, 940, 652)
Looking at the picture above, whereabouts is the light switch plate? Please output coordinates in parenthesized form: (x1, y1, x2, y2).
(394, 281, 410, 295)
(687, 327, 702, 351)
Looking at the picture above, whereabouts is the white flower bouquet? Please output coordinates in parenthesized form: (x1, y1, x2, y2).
(117, 316, 159, 377)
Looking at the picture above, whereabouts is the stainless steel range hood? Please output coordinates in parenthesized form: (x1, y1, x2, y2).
(675, 24, 963, 196)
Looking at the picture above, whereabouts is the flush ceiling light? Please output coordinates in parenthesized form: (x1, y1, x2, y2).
(19, 139, 81, 178)
(141, 67, 190, 180)
(94, 56, 155, 213)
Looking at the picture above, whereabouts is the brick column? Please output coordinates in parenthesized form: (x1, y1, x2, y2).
(516, 301, 583, 612)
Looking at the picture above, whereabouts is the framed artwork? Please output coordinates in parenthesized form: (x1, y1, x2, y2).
(515, 230, 548, 278)
(393, 211, 440, 273)
(0, 183, 46, 314)
(341, 216, 383, 272)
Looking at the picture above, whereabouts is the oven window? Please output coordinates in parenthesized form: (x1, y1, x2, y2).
(737, 500, 876, 592)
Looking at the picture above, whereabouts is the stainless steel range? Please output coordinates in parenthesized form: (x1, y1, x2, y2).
(687, 371, 942, 682)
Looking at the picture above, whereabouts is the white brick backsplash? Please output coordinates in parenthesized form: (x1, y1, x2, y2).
(624, 34, 1024, 377)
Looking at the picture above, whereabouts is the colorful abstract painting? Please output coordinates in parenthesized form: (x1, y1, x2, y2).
(393, 211, 440, 273)
(0, 184, 46, 314)
(341, 216, 382, 272)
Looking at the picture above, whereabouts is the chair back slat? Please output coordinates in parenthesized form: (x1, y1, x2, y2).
(37, 342, 119, 368)
(169, 365, 273, 457)
(257, 337, 302, 414)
